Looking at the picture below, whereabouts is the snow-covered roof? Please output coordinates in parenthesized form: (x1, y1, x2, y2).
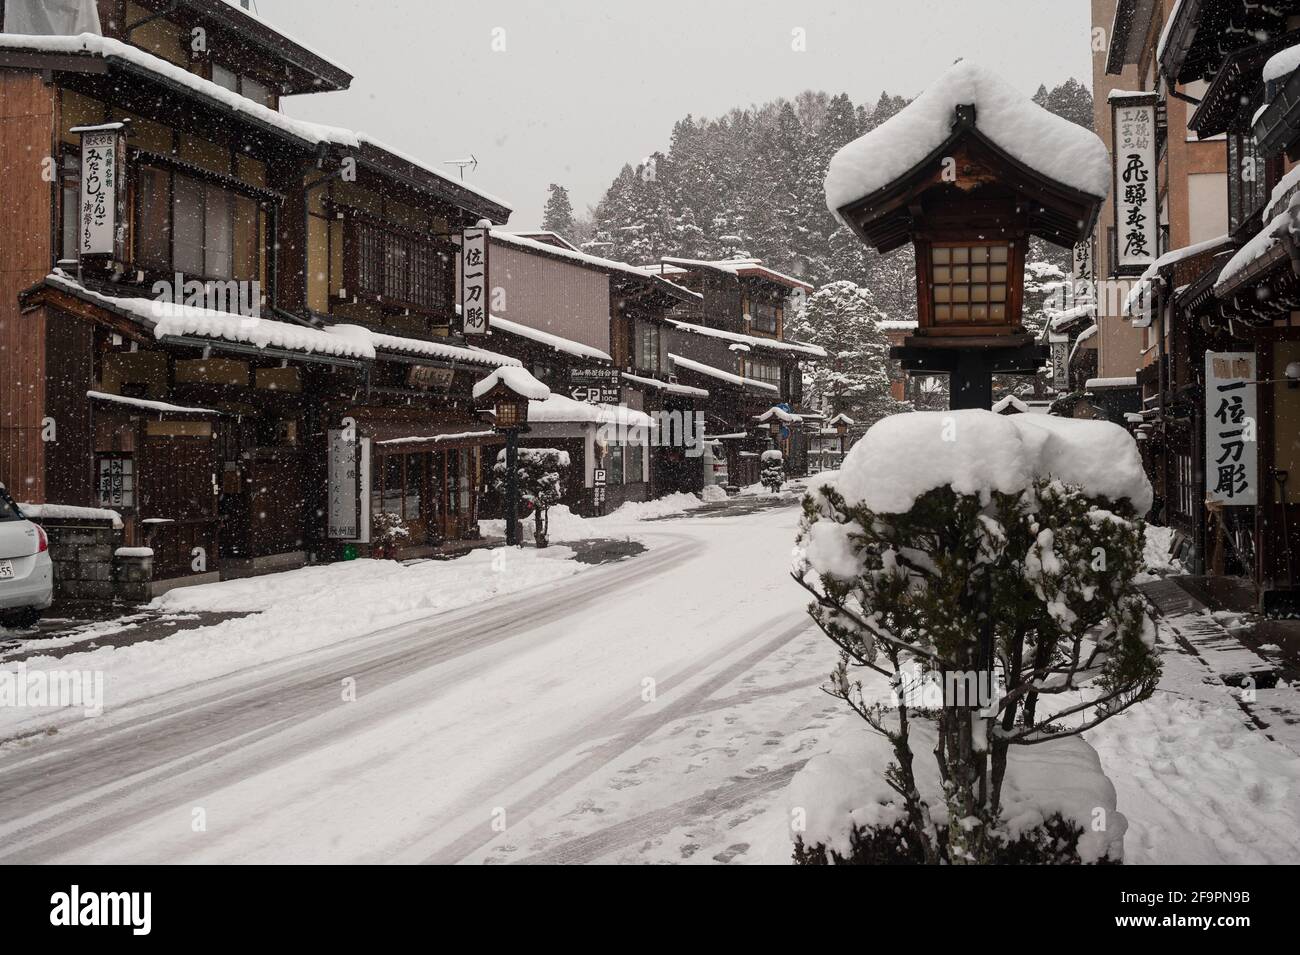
(378, 430, 497, 446)
(1068, 323, 1098, 365)
(0, 33, 508, 213)
(1085, 376, 1138, 390)
(828, 409, 1151, 515)
(87, 390, 219, 415)
(824, 61, 1110, 218)
(499, 230, 582, 252)
(1048, 302, 1096, 331)
(40, 273, 518, 367)
(620, 371, 709, 398)
(488, 314, 612, 363)
(527, 394, 654, 429)
(1123, 234, 1232, 324)
(1216, 204, 1296, 293)
(1264, 42, 1300, 84)
(490, 231, 693, 299)
(876, 320, 919, 332)
(666, 318, 826, 358)
(990, 394, 1030, 414)
(472, 366, 551, 402)
(668, 353, 779, 393)
(659, 257, 813, 292)
(827, 412, 855, 425)
(754, 406, 803, 424)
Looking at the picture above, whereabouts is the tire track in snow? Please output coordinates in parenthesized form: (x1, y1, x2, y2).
(0, 536, 700, 862)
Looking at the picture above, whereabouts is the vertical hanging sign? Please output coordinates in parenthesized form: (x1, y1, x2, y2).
(73, 122, 126, 259)
(1071, 235, 1095, 302)
(327, 429, 362, 539)
(1205, 351, 1257, 506)
(461, 225, 489, 336)
(1110, 92, 1158, 276)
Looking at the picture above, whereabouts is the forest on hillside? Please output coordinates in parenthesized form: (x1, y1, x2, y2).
(543, 78, 1093, 322)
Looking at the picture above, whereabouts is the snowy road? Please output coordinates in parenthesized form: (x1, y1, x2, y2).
(0, 501, 832, 863)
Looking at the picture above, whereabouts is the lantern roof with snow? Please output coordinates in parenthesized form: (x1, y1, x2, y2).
(825, 62, 1109, 254)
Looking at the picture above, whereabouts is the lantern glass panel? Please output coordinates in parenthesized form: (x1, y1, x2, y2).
(929, 242, 1014, 325)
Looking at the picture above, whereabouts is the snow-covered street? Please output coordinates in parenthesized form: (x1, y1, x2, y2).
(2, 493, 1298, 865)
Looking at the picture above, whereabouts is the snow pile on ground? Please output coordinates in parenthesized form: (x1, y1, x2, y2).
(1087, 635, 1300, 864)
(0, 548, 586, 739)
(771, 717, 1125, 863)
(829, 409, 1151, 514)
(480, 492, 709, 543)
(825, 61, 1110, 217)
(1139, 524, 1184, 579)
(701, 484, 728, 503)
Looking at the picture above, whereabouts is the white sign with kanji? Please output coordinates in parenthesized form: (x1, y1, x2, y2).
(1111, 95, 1158, 274)
(79, 129, 117, 255)
(1205, 351, 1257, 506)
(461, 227, 489, 335)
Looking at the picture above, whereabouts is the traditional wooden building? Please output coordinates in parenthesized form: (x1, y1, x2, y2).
(1, 2, 516, 593)
(478, 231, 703, 514)
(1112, 0, 1300, 611)
(640, 258, 822, 484)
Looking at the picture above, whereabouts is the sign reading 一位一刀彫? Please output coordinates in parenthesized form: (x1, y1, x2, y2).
(1204, 351, 1257, 506)
(461, 227, 489, 336)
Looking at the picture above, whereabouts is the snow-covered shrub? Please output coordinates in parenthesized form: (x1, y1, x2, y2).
(792, 410, 1160, 864)
(785, 720, 1125, 865)
(760, 450, 785, 493)
(493, 447, 570, 548)
(372, 511, 409, 558)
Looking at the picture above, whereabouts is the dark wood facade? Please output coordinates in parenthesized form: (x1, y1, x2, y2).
(0, 3, 514, 593)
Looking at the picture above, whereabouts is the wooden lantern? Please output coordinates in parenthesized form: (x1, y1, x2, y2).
(832, 104, 1100, 349)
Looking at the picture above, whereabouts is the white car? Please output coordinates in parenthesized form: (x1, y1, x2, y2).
(0, 483, 53, 629)
(701, 440, 729, 487)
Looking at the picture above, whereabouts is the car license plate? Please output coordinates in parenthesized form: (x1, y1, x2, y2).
(0, 560, 13, 580)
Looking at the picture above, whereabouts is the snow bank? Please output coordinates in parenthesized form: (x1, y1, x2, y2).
(825, 61, 1110, 216)
(781, 718, 1126, 863)
(1139, 524, 1184, 579)
(830, 410, 1152, 514)
(481, 492, 708, 543)
(0, 548, 588, 739)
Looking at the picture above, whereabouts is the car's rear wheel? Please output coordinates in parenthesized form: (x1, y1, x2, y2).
(0, 607, 41, 630)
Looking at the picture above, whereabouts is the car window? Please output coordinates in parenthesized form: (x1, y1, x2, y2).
(0, 489, 21, 521)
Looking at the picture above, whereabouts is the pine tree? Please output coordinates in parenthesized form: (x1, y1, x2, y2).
(541, 183, 575, 235)
(787, 281, 911, 425)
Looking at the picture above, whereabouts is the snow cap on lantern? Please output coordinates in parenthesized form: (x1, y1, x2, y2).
(824, 61, 1109, 344)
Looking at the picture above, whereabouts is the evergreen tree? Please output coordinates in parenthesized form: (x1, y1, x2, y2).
(787, 281, 911, 425)
(541, 183, 575, 235)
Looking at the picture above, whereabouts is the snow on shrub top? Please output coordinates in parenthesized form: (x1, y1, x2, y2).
(760, 449, 784, 462)
(830, 409, 1152, 515)
(824, 61, 1110, 217)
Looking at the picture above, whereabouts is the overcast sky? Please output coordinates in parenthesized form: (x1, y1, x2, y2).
(256, 0, 1094, 229)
